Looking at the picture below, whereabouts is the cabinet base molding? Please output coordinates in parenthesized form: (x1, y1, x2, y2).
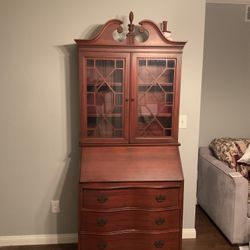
(0, 229, 196, 246)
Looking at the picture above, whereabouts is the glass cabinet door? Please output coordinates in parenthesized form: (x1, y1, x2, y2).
(81, 53, 129, 143)
(131, 55, 179, 143)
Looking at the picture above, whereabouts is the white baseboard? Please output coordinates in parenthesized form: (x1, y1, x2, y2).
(239, 246, 249, 250)
(0, 233, 78, 247)
(182, 228, 197, 239)
(0, 229, 196, 246)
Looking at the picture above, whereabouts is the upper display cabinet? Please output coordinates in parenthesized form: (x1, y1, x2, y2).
(75, 12, 186, 146)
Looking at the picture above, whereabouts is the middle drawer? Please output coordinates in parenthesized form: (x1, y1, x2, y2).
(80, 209, 180, 232)
(81, 187, 180, 209)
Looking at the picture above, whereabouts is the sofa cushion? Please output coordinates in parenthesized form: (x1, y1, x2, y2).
(248, 203, 250, 218)
(248, 183, 250, 218)
(209, 137, 250, 179)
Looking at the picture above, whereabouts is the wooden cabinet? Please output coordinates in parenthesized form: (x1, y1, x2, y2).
(79, 52, 182, 145)
(78, 146, 183, 250)
(75, 12, 186, 250)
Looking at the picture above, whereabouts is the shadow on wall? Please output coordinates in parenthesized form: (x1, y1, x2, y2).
(54, 44, 80, 234)
(49, 23, 103, 235)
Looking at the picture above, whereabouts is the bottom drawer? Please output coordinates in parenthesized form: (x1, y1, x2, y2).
(79, 231, 180, 250)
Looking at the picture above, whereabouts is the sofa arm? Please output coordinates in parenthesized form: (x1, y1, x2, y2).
(197, 147, 249, 244)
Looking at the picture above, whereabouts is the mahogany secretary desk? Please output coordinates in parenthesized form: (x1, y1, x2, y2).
(75, 12, 186, 250)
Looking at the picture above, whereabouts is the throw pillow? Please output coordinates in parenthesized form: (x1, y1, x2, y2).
(209, 137, 250, 168)
(237, 144, 250, 164)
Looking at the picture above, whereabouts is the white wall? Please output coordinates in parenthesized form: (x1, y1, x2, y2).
(199, 3, 250, 146)
(0, 0, 205, 237)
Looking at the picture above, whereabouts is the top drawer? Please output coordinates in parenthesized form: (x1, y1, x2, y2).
(81, 187, 180, 210)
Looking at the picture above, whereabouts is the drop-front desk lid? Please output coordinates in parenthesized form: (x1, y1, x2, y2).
(80, 146, 183, 183)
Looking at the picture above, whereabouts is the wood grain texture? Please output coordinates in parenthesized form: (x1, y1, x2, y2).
(79, 231, 180, 250)
(80, 186, 180, 210)
(80, 210, 180, 232)
(79, 146, 184, 250)
(80, 146, 183, 182)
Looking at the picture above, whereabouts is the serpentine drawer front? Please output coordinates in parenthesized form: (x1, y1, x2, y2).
(81, 187, 180, 210)
(79, 181, 183, 250)
(78, 148, 184, 250)
(79, 231, 180, 250)
(80, 204, 181, 232)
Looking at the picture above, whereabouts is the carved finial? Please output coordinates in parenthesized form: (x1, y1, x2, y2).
(129, 11, 134, 23)
(162, 21, 168, 32)
(128, 11, 135, 33)
(162, 21, 171, 38)
(127, 11, 136, 45)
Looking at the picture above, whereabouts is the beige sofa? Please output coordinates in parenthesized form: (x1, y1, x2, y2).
(197, 147, 250, 244)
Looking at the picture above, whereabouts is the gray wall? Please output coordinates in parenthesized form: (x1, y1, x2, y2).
(199, 3, 250, 146)
(0, 0, 205, 236)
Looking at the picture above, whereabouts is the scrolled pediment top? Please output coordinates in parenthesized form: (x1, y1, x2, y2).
(75, 12, 187, 47)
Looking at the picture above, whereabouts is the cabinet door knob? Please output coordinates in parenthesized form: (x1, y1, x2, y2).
(155, 194, 166, 202)
(97, 218, 107, 226)
(97, 242, 107, 250)
(97, 195, 108, 203)
(155, 217, 165, 225)
(154, 240, 165, 248)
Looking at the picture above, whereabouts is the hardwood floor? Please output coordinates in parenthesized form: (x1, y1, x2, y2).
(182, 206, 239, 250)
(0, 206, 240, 250)
(0, 245, 76, 250)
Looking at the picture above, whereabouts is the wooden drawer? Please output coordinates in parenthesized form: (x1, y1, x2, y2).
(80, 210, 180, 232)
(79, 231, 180, 250)
(81, 188, 180, 209)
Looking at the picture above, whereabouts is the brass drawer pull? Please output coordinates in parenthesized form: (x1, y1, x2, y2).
(97, 195, 108, 203)
(97, 242, 107, 250)
(155, 217, 165, 225)
(155, 194, 166, 203)
(154, 240, 165, 248)
(97, 218, 107, 226)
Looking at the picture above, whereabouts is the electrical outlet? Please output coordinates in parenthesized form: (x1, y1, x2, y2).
(51, 200, 60, 213)
(179, 115, 187, 129)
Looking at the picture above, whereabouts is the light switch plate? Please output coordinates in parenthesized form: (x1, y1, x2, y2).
(179, 115, 187, 129)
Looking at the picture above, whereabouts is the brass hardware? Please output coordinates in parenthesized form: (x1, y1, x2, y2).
(97, 195, 108, 203)
(97, 242, 107, 250)
(97, 218, 107, 226)
(154, 240, 165, 248)
(155, 217, 165, 225)
(125, 98, 134, 102)
(155, 194, 166, 202)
